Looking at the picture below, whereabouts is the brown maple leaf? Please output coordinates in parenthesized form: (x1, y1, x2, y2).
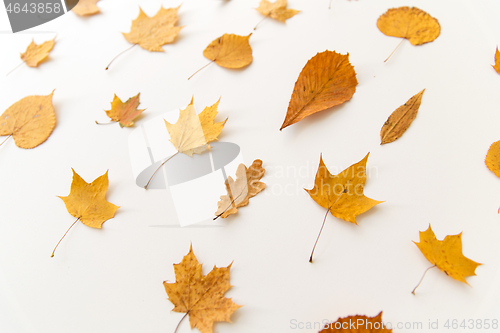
(319, 311, 392, 332)
(20, 38, 55, 67)
(280, 50, 358, 130)
(101, 93, 145, 127)
(72, 0, 100, 16)
(163, 245, 241, 333)
(215, 159, 266, 218)
(123, 6, 183, 52)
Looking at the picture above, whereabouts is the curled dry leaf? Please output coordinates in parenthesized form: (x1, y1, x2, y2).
(319, 311, 392, 332)
(0, 91, 56, 149)
(215, 159, 266, 218)
(123, 6, 182, 52)
(72, 0, 100, 16)
(203, 34, 253, 69)
(281, 51, 357, 130)
(377, 7, 440, 46)
(256, 0, 299, 23)
(21, 38, 55, 67)
(492, 47, 500, 74)
(104, 93, 145, 127)
(163, 245, 241, 333)
(414, 225, 481, 285)
(380, 89, 425, 144)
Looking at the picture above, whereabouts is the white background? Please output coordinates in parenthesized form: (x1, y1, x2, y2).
(1, 0, 500, 332)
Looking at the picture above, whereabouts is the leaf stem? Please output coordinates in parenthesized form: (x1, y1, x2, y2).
(6, 62, 24, 76)
(253, 15, 268, 30)
(411, 264, 436, 294)
(309, 207, 331, 263)
(187, 61, 214, 80)
(95, 120, 116, 125)
(174, 312, 189, 333)
(0, 135, 12, 147)
(144, 152, 179, 189)
(105, 44, 137, 70)
(51, 217, 80, 257)
(384, 38, 404, 63)
(329, 0, 332, 9)
(213, 189, 246, 220)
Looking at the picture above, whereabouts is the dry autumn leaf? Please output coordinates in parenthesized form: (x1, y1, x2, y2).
(21, 38, 55, 67)
(0, 91, 56, 149)
(99, 93, 145, 127)
(52, 169, 119, 257)
(319, 312, 392, 332)
(380, 89, 425, 144)
(215, 159, 266, 218)
(280, 51, 357, 130)
(306, 153, 382, 262)
(412, 225, 481, 293)
(123, 6, 182, 52)
(492, 46, 500, 74)
(255, 0, 299, 29)
(72, 0, 100, 16)
(486, 140, 500, 178)
(163, 245, 241, 333)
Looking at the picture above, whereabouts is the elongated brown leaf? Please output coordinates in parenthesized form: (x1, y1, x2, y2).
(380, 89, 424, 144)
(280, 51, 357, 130)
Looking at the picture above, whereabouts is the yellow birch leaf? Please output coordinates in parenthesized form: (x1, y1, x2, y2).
(203, 34, 253, 69)
(163, 245, 241, 333)
(104, 93, 145, 127)
(72, 0, 100, 16)
(485, 140, 500, 177)
(256, 0, 299, 23)
(20, 38, 55, 67)
(0, 91, 56, 149)
(215, 159, 266, 218)
(492, 46, 500, 75)
(380, 89, 425, 144)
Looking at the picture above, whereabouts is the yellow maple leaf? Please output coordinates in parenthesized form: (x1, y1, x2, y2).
(215, 160, 266, 218)
(492, 46, 500, 75)
(72, 0, 100, 16)
(256, 0, 299, 23)
(0, 91, 56, 149)
(319, 312, 392, 332)
(414, 225, 480, 288)
(163, 245, 241, 333)
(377, 7, 440, 46)
(123, 6, 183, 52)
(165, 98, 227, 156)
(203, 33, 253, 69)
(102, 93, 145, 127)
(20, 38, 55, 67)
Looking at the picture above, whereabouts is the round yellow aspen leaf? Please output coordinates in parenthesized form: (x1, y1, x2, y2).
(486, 140, 500, 177)
(203, 33, 253, 69)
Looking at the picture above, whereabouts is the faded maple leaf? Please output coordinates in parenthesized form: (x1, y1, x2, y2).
(20, 38, 55, 67)
(72, 0, 100, 16)
(319, 311, 392, 332)
(380, 89, 425, 144)
(0, 91, 56, 149)
(203, 33, 253, 69)
(306, 153, 382, 262)
(280, 51, 357, 130)
(163, 245, 241, 333)
(412, 225, 481, 293)
(492, 46, 500, 74)
(52, 169, 119, 257)
(101, 93, 145, 127)
(123, 6, 182, 52)
(255, 0, 299, 29)
(215, 159, 266, 218)
(377, 7, 440, 46)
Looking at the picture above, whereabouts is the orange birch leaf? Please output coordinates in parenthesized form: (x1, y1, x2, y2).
(203, 33, 253, 69)
(319, 311, 392, 332)
(485, 140, 500, 177)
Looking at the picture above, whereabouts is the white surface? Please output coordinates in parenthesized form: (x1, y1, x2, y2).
(1, 0, 500, 332)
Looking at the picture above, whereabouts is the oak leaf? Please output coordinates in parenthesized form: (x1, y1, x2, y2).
(256, 0, 299, 23)
(163, 245, 241, 333)
(165, 98, 227, 156)
(58, 169, 119, 229)
(377, 7, 440, 46)
(492, 47, 500, 74)
(380, 89, 425, 144)
(281, 51, 357, 130)
(21, 38, 55, 67)
(0, 91, 56, 149)
(485, 140, 500, 178)
(123, 6, 182, 52)
(307, 153, 382, 224)
(203, 34, 253, 69)
(104, 93, 145, 127)
(72, 0, 100, 16)
(215, 159, 266, 218)
(319, 311, 392, 332)
(414, 225, 480, 284)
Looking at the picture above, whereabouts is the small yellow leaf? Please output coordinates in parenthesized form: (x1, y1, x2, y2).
(203, 34, 253, 69)
(104, 93, 145, 127)
(377, 7, 440, 45)
(380, 89, 425, 144)
(256, 0, 299, 23)
(72, 0, 100, 16)
(492, 46, 500, 75)
(20, 38, 55, 67)
(414, 225, 481, 284)
(485, 140, 500, 177)
(0, 91, 56, 149)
